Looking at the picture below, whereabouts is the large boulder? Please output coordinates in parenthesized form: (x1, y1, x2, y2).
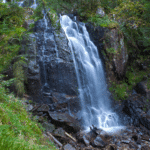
(135, 80, 150, 99)
(50, 92, 81, 114)
(122, 94, 150, 130)
(48, 111, 81, 132)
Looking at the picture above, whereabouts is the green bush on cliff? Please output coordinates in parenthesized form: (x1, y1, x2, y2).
(87, 14, 118, 28)
(109, 81, 129, 101)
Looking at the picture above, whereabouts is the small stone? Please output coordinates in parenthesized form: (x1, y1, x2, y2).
(42, 122, 55, 132)
(92, 135, 107, 148)
(63, 144, 76, 150)
(54, 128, 65, 138)
(26, 104, 33, 111)
(83, 135, 90, 146)
(37, 104, 49, 112)
(121, 140, 130, 144)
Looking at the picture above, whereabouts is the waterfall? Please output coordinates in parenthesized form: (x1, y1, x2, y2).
(30, 0, 37, 9)
(18, 1, 24, 7)
(60, 15, 122, 132)
(2, 0, 6, 3)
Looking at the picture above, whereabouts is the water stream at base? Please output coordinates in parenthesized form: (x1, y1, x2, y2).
(60, 15, 124, 132)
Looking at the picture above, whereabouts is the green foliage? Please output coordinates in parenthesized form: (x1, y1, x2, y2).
(126, 69, 148, 86)
(106, 47, 116, 54)
(47, 9, 61, 31)
(30, 1, 43, 21)
(109, 81, 129, 101)
(88, 14, 118, 28)
(13, 59, 27, 96)
(0, 76, 57, 150)
(0, 3, 26, 72)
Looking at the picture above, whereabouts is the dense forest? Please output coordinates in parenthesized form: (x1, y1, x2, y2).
(0, 0, 150, 149)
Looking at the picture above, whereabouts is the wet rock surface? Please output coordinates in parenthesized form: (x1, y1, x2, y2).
(22, 96, 150, 150)
(135, 80, 150, 99)
(22, 11, 79, 116)
(104, 28, 128, 79)
(122, 94, 150, 130)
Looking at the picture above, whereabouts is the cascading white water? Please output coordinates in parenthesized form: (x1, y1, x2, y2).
(2, 0, 6, 3)
(30, 0, 37, 9)
(60, 15, 123, 132)
(18, 1, 24, 7)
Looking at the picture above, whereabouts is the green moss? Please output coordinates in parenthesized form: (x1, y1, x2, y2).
(106, 47, 116, 54)
(109, 81, 129, 101)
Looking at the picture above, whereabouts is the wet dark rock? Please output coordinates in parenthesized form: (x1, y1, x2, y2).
(37, 104, 49, 112)
(135, 81, 149, 96)
(63, 143, 76, 150)
(142, 135, 150, 141)
(48, 111, 81, 131)
(23, 12, 79, 106)
(122, 94, 150, 130)
(129, 141, 138, 149)
(53, 128, 65, 138)
(141, 145, 150, 150)
(76, 130, 97, 146)
(20, 32, 42, 103)
(95, 129, 103, 135)
(42, 122, 55, 132)
(51, 92, 81, 114)
(83, 135, 90, 146)
(98, 130, 110, 139)
(105, 144, 117, 150)
(92, 135, 107, 148)
(132, 134, 138, 142)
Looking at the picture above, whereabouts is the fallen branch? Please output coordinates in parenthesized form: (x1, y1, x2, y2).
(65, 132, 77, 142)
(47, 132, 63, 147)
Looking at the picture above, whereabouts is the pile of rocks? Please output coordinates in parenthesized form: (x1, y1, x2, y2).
(23, 101, 150, 150)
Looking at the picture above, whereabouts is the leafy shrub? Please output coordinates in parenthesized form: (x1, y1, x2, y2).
(109, 81, 129, 100)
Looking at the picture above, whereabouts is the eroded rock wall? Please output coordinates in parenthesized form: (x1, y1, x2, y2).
(23, 12, 79, 115)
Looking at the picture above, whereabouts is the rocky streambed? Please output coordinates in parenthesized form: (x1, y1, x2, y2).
(23, 97, 150, 150)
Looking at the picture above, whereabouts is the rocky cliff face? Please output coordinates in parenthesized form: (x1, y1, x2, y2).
(23, 12, 80, 115)
(104, 28, 128, 80)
